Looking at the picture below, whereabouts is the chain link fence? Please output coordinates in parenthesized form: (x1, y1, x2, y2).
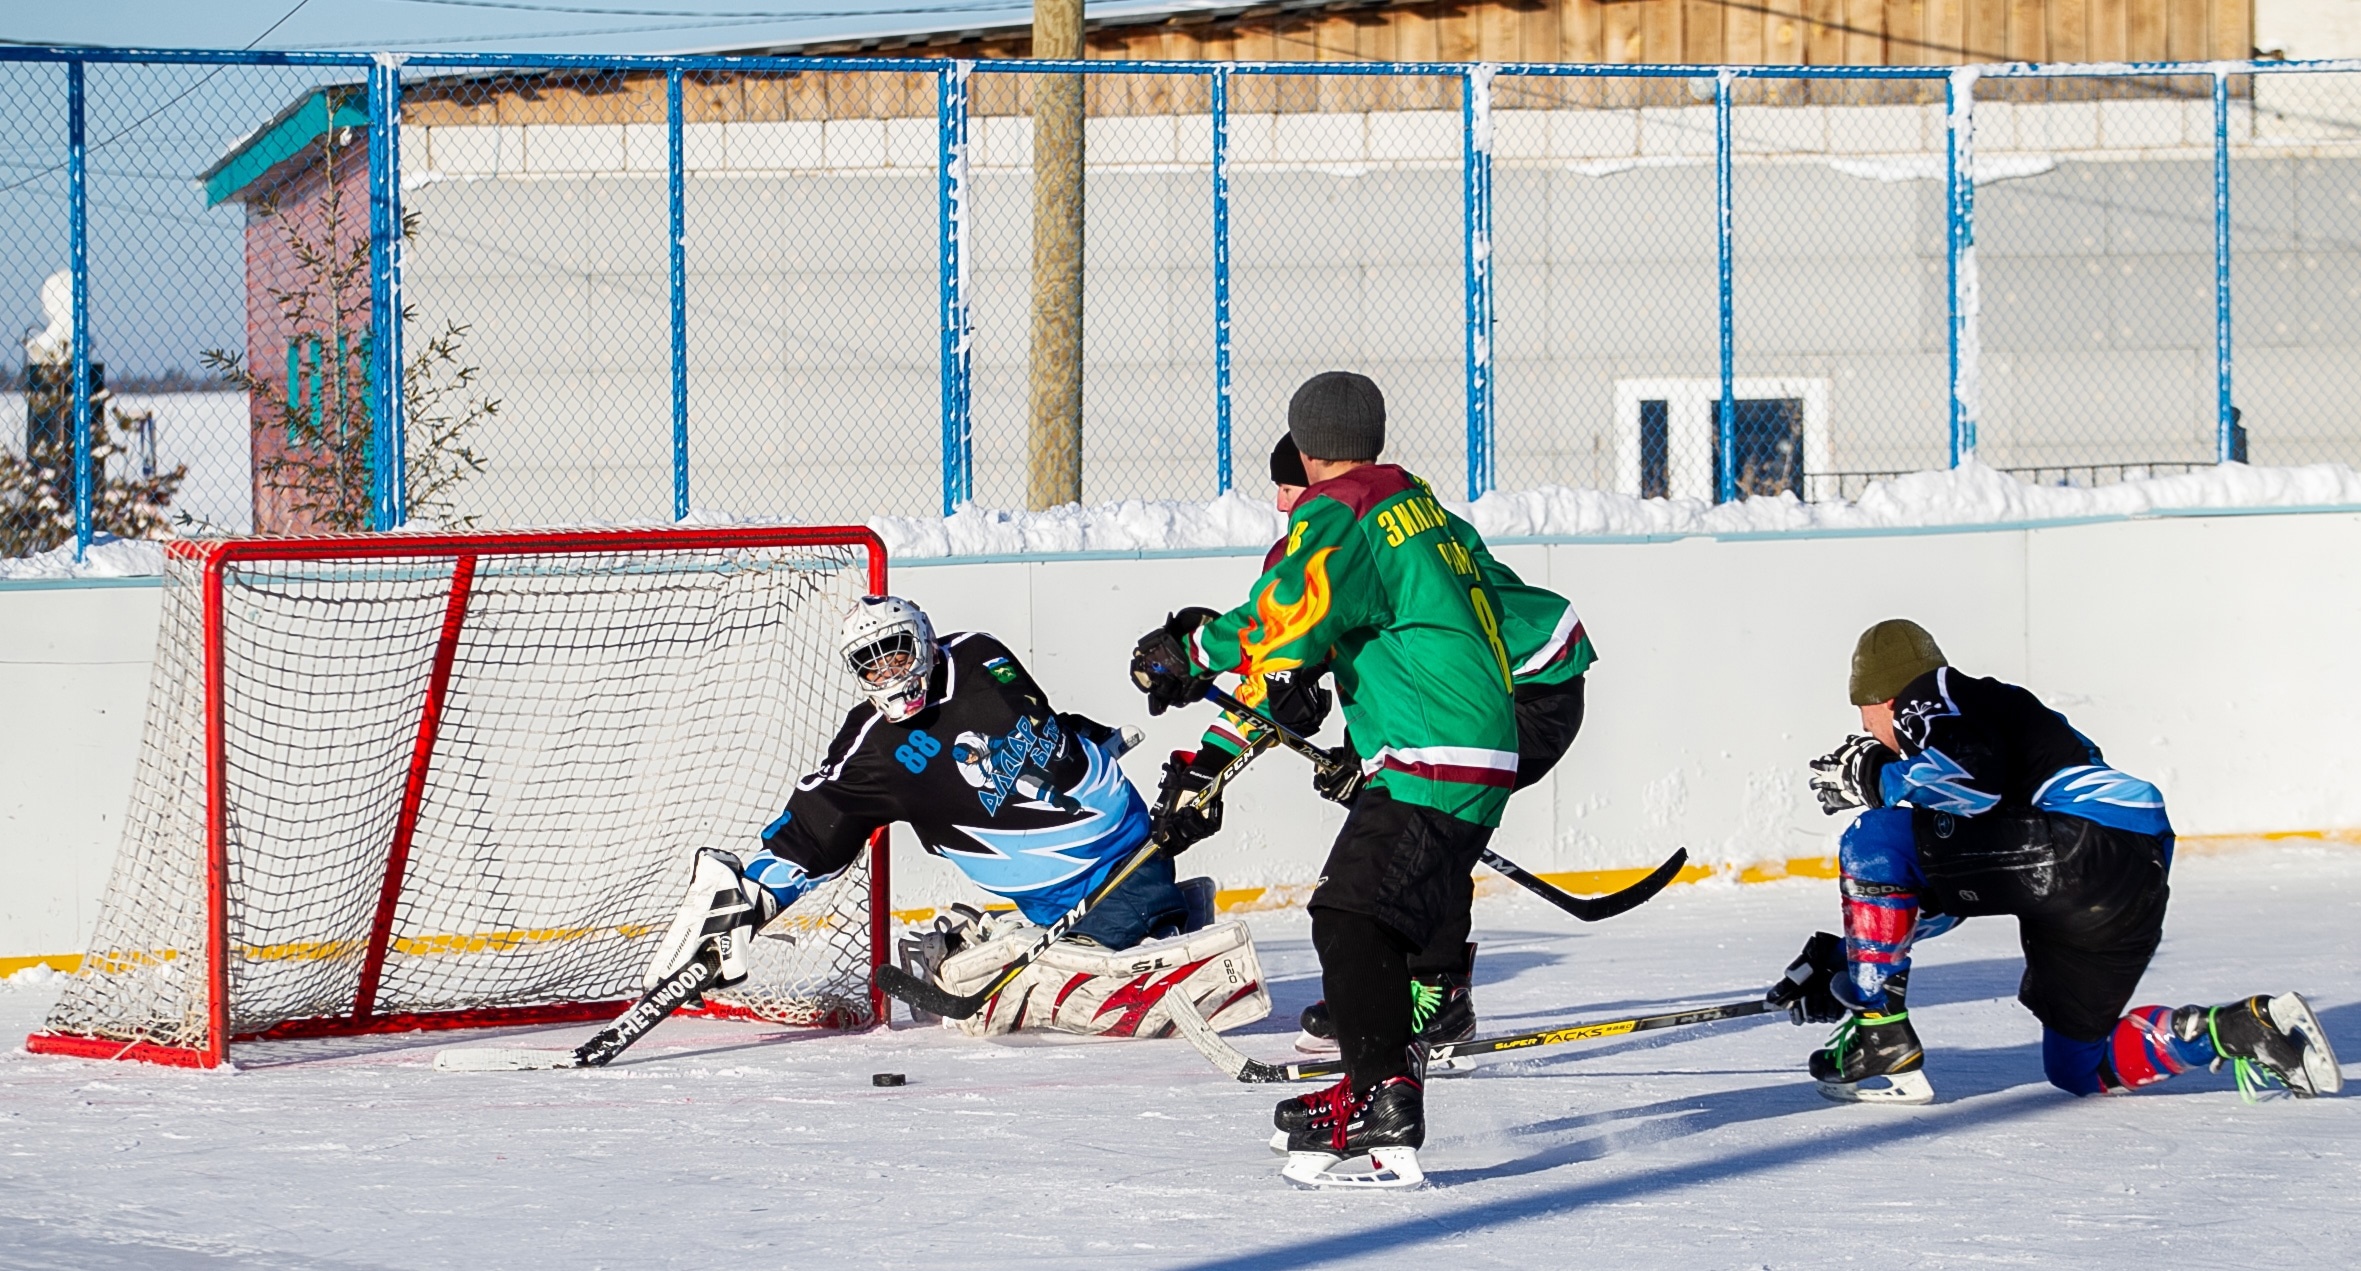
(9, 49, 2361, 558)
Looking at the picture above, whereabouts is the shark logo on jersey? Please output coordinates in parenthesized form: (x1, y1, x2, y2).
(951, 714, 1070, 817)
(1882, 747, 2001, 817)
(942, 734, 1151, 896)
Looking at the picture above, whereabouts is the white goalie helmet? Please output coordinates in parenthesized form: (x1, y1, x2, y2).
(840, 595, 938, 722)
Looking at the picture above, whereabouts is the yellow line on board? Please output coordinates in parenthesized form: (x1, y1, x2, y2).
(0, 953, 81, 977)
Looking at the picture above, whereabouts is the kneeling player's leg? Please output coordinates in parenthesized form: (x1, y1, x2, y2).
(1064, 851, 1188, 950)
(1836, 808, 1930, 1009)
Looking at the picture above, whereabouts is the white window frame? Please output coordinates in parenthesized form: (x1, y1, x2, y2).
(1611, 377, 1831, 501)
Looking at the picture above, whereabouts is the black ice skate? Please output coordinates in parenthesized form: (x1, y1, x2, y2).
(2179, 993, 2345, 1099)
(1277, 1076, 1426, 1190)
(1296, 952, 1478, 1058)
(1810, 1007, 1932, 1105)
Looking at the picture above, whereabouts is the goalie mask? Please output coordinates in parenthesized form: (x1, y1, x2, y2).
(841, 595, 938, 722)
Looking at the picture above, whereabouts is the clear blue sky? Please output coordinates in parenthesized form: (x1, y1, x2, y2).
(2, 0, 1043, 57)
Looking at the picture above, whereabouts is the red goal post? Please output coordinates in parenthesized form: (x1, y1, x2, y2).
(29, 526, 891, 1069)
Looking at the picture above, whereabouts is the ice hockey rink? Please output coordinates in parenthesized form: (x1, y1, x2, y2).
(2, 842, 2353, 1270)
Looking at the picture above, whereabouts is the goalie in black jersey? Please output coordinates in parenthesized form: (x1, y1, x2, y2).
(1788, 619, 2340, 1104)
(643, 596, 1270, 1038)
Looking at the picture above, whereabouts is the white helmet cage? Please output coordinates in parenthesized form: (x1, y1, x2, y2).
(840, 595, 938, 722)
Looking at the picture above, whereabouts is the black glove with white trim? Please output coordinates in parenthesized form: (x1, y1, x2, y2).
(1808, 734, 1896, 815)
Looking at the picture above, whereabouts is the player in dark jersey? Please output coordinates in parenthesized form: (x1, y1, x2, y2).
(641, 596, 1191, 1018)
(1793, 619, 2340, 1104)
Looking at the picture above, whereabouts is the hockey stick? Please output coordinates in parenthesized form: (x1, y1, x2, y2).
(1164, 986, 1774, 1083)
(1194, 684, 1688, 922)
(434, 948, 721, 1072)
(870, 841, 1165, 1020)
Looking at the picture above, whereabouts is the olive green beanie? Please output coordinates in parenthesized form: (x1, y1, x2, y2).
(1849, 619, 1946, 705)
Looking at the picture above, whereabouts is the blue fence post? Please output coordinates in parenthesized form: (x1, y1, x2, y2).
(1714, 69, 1735, 505)
(1946, 67, 1979, 468)
(1211, 65, 1234, 497)
(2213, 67, 2235, 463)
(1462, 65, 1496, 503)
(66, 60, 91, 561)
(937, 60, 974, 517)
(668, 67, 689, 520)
(366, 56, 407, 531)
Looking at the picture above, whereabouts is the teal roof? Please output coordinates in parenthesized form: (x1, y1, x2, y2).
(200, 85, 368, 208)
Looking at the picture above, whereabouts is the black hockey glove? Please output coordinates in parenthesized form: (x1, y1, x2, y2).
(1809, 734, 1896, 815)
(1261, 664, 1332, 738)
(1130, 607, 1220, 717)
(1311, 740, 1363, 806)
(1150, 749, 1228, 852)
(1768, 930, 1848, 1024)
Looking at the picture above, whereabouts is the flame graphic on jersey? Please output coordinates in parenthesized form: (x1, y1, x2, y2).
(1236, 547, 1335, 676)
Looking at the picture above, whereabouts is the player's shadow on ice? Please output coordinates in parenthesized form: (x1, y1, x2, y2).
(1449, 1038, 2045, 1184)
(1172, 1085, 2063, 1271)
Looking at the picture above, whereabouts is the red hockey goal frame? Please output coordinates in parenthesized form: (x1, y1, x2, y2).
(27, 526, 890, 1069)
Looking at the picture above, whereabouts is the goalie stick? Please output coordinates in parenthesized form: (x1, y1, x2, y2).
(1163, 983, 1774, 1083)
(869, 738, 1262, 1021)
(1194, 684, 1688, 922)
(434, 948, 721, 1072)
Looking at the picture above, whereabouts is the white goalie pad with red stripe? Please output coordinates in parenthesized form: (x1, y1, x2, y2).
(936, 919, 1271, 1039)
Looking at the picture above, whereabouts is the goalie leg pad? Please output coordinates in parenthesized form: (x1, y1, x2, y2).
(643, 848, 780, 992)
(933, 919, 1272, 1039)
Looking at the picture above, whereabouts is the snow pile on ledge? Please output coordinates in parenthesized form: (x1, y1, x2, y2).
(10, 462, 2361, 576)
(870, 488, 1288, 559)
(0, 534, 169, 581)
(1465, 458, 2361, 540)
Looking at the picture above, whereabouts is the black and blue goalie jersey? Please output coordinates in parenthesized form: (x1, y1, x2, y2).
(756, 632, 1151, 921)
(1877, 666, 2171, 839)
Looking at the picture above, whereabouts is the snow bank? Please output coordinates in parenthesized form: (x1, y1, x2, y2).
(870, 488, 1288, 560)
(0, 534, 169, 581)
(11, 462, 2361, 576)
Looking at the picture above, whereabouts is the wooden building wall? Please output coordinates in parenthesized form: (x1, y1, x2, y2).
(396, 0, 2255, 126)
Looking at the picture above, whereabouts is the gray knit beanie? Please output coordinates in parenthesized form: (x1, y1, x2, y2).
(1287, 371, 1386, 462)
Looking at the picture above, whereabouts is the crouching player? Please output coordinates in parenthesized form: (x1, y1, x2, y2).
(643, 595, 1270, 1039)
(1798, 619, 2340, 1104)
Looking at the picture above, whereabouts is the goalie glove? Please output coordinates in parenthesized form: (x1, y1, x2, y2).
(642, 848, 783, 992)
(1151, 749, 1228, 853)
(1808, 734, 1896, 815)
(1768, 930, 1847, 1024)
(1130, 608, 1220, 717)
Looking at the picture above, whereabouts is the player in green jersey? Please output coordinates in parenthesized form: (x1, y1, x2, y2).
(1132, 371, 1518, 1189)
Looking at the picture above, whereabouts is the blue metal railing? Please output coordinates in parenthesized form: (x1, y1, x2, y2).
(11, 44, 2353, 554)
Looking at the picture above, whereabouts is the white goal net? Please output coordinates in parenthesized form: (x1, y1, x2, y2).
(33, 528, 887, 1067)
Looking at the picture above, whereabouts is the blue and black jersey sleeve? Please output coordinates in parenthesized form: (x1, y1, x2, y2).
(761, 708, 898, 878)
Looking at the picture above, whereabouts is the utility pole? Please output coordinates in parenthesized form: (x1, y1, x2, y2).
(1025, 0, 1085, 509)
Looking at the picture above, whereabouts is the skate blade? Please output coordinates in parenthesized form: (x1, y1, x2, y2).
(2267, 992, 2344, 1097)
(1281, 1146, 1425, 1190)
(433, 1046, 584, 1072)
(1817, 1069, 1934, 1105)
(1293, 1031, 1340, 1056)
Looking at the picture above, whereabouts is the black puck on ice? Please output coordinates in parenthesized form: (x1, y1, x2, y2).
(872, 1072, 907, 1087)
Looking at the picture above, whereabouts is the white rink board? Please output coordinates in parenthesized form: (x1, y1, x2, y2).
(9, 507, 2361, 958)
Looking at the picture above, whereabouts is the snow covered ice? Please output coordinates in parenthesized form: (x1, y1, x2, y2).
(2, 844, 2356, 1268)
